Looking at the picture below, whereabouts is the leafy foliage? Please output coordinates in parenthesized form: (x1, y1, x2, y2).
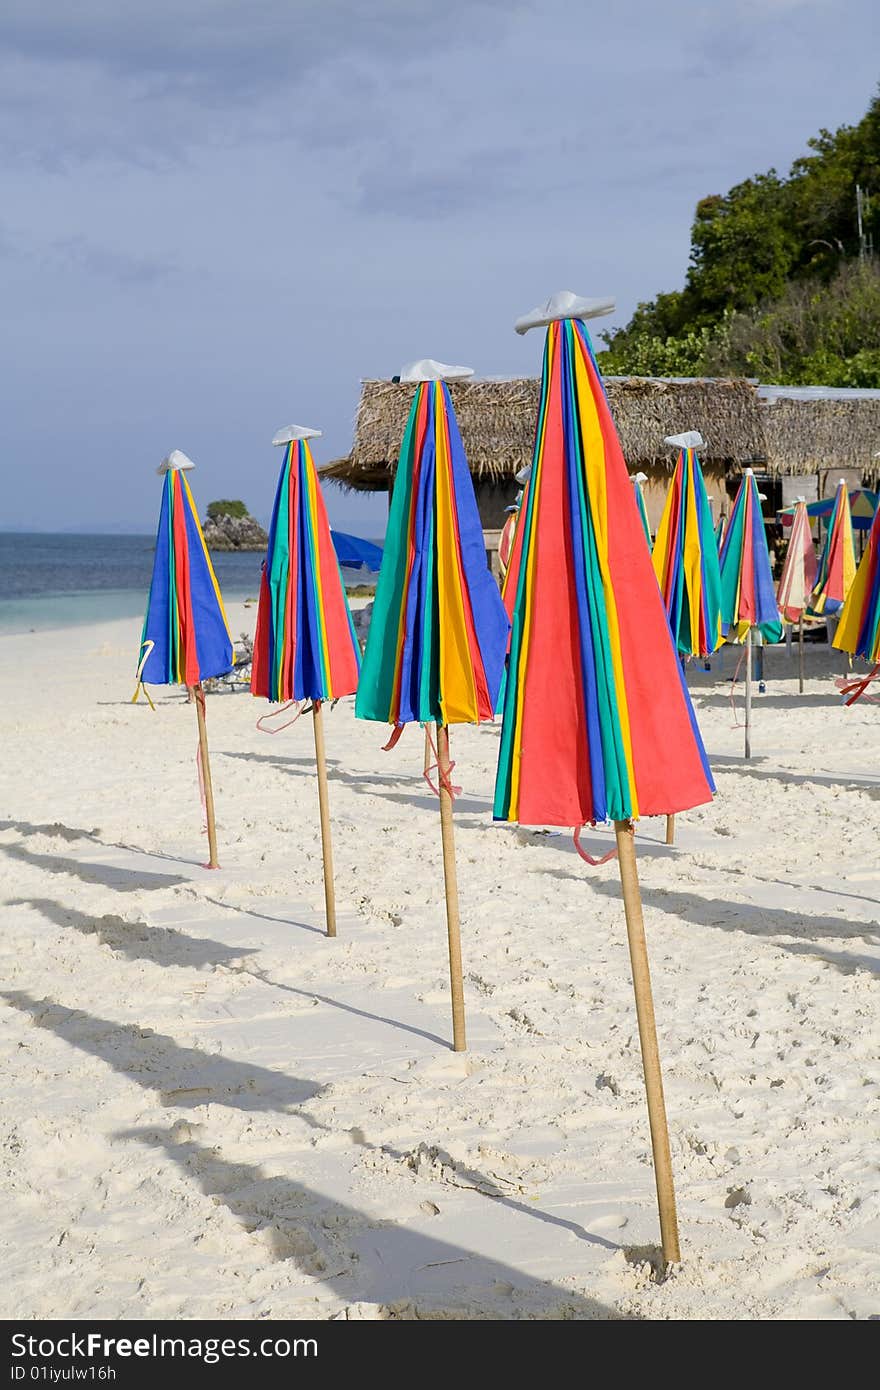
(601, 90, 880, 385)
(206, 499, 249, 520)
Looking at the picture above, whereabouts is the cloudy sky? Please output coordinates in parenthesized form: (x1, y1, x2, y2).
(2, 0, 877, 534)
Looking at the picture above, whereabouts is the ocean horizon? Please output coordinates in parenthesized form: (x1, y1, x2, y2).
(0, 532, 378, 635)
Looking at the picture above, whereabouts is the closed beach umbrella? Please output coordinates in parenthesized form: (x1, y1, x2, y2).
(494, 291, 716, 1266)
(356, 359, 509, 1051)
(136, 450, 233, 868)
(251, 426, 361, 936)
(498, 505, 519, 580)
(808, 478, 856, 616)
(631, 472, 652, 546)
(719, 470, 783, 645)
(652, 432, 723, 659)
(833, 500, 880, 696)
(719, 469, 783, 758)
(652, 431, 722, 845)
(776, 498, 817, 693)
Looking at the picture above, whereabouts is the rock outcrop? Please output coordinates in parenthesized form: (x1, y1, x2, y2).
(202, 510, 268, 552)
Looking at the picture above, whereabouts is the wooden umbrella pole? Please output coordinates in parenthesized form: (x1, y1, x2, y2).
(312, 700, 337, 938)
(437, 724, 466, 1052)
(798, 617, 805, 695)
(614, 820, 681, 1265)
(193, 683, 219, 869)
(744, 630, 753, 760)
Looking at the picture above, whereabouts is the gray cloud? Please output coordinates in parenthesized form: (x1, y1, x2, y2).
(51, 236, 177, 287)
(1, 0, 876, 533)
(0, 2, 519, 94)
(356, 146, 525, 219)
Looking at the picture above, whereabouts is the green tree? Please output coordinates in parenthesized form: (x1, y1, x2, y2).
(206, 499, 249, 520)
(708, 260, 880, 385)
(600, 87, 880, 386)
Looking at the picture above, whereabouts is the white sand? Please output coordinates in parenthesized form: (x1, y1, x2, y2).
(1, 604, 878, 1321)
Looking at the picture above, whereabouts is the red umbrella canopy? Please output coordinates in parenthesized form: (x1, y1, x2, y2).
(494, 293, 715, 828)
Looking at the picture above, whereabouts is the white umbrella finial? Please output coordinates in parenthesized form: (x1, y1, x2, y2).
(397, 359, 474, 383)
(157, 449, 195, 475)
(515, 291, 615, 335)
(665, 430, 705, 450)
(272, 425, 322, 446)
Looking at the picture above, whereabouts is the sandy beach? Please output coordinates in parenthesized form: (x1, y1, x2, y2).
(1, 602, 877, 1321)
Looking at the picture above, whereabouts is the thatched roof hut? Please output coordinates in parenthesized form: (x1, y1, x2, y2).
(322, 377, 880, 491)
(322, 376, 767, 490)
(758, 386, 880, 481)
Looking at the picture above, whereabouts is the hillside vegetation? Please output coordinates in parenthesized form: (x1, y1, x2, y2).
(601, 91, 880, 386)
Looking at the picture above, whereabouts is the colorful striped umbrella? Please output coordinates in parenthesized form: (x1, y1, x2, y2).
(652, 435, 723, 659)
(136, 450, 233, 867)
(833, 500, 880, 668)
(719, 470, 783, 645)
(808, 478, 856, 617)
(718, 469, 783, 757)
(251, 425, 361, 936)
(776, 498, 818, 693)
(252, 428, 360, 705)
(631, 472, 652, 546)
(498, 506, 519, 580)
(493, 290, 716, 1265)
(715, 511, 727, 550)
(357, 370, 508, 731)
(357, 360, 509, 1051)
(776, 500, 817, 624)
(494, 314, 714, 831)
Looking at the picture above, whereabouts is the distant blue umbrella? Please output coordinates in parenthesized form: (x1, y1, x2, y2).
(331, 530, 384, 571)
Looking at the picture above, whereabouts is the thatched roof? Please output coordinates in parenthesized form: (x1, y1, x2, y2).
(322, 376, 880, 490)
(759, 388, 880, 480)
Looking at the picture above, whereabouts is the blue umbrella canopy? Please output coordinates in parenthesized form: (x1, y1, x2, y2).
(778, 488, 878, 531)
(330, 530, 384, 571)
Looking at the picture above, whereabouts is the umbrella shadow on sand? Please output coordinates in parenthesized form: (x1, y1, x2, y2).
(0, 818, 102, 844)
(8, 898, 252, 972)
(235, 964, 451, 1050)
(519, 827, 675, 863)
(190, 894, 325, 936)
(3, 989, 630, 1285)
(707, 758, 880, 798)
(691, 690, 846, 711)
(114, 1127, 633, 1319)
(1, 991, 324, 1115)
(0, 842, 188, 892)
(219, 749, 492, 816)
(220, 750, 406, 786)
(581, 881, 880, 976)
(0, 819, 209, 869)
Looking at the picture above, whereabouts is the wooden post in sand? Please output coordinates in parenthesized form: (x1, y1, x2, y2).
(312, 700, 337, 938)
(437, 724, 466, 1052)
(614, 820, 681, 1266)
(744, 629, 753, 760)
(665, 815, 675, 845)
(798, 618, 805, 695)
(193, 683, 219, 869)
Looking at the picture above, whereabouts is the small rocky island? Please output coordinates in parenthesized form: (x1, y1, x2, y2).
(202, 499, 268, 552)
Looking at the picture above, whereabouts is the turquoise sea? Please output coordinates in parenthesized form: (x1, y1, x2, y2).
(0, 534, 374, 635)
